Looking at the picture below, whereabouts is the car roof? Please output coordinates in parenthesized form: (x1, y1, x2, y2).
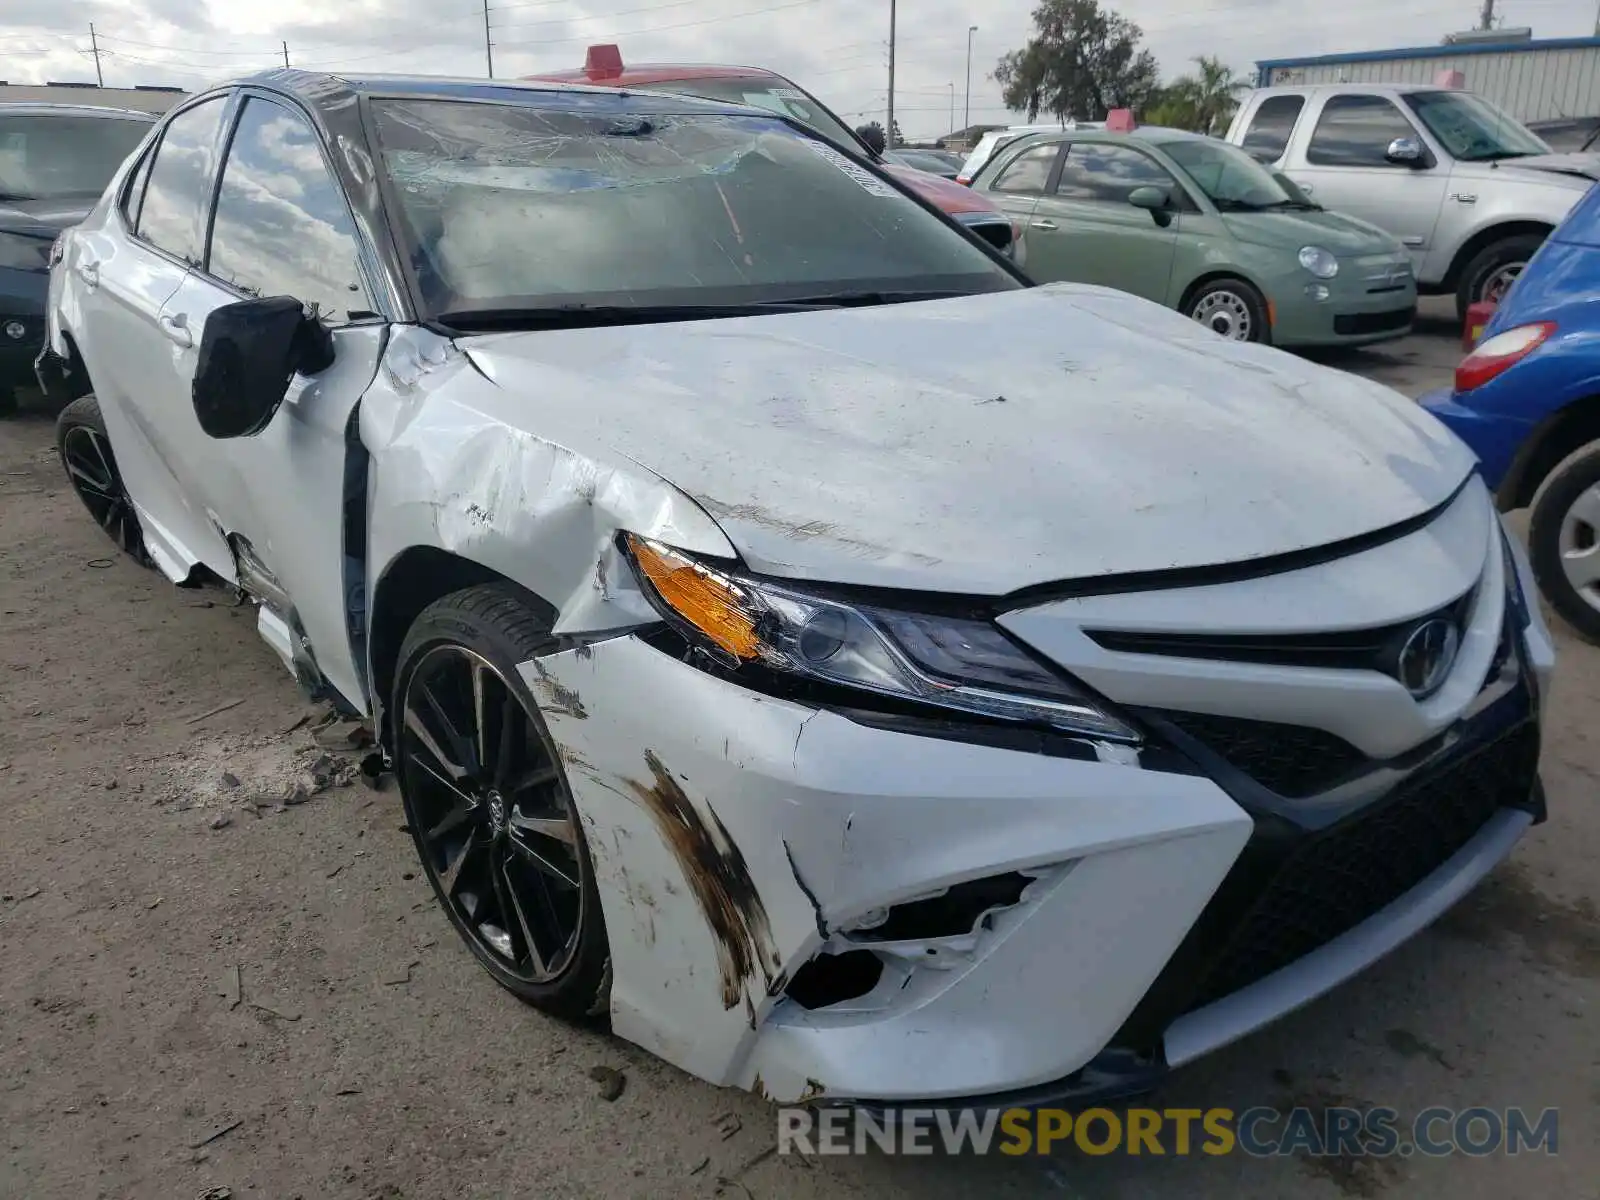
(0, 102, 156, 120)
(222, 68, 783, 120)
(1251, 82, 1443, 97)
(998, 125, 1209, 150)
(524, 63, 783, 86)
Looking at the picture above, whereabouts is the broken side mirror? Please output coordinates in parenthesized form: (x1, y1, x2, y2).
(191, 296, 336, 439)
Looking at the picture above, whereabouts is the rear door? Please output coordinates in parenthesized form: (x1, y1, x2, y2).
(1286, 93, 1446, 270)
(70, 93, 236, 582)
(160, 92, 385, 711)
(1025, 141, 1180, 301)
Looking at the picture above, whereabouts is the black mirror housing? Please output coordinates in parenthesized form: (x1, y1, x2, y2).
(191, 296, 334, 439)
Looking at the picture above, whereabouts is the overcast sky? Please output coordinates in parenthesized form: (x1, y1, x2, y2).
(3, 0, 1599, 138)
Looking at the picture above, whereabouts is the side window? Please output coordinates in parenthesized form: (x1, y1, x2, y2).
(1055, 143, 1178, 203)
(1306, 95, 1421, 167)
(1240, 95, 1305, 162)
(206, 98, 370, 322)
(136, 97, 229, 264)
(990, 144, 1059, 193)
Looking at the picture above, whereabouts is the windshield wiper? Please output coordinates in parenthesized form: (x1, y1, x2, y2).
(767, 289, 967, 307)
(1260, 199, 1323, 212)
(0, 190, 35, 202)
(1469, 150, 1538, 163)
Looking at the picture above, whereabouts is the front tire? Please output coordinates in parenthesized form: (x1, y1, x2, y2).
(1527, 442, 1600, 643)
(55, 394, 151, 566)
(1185, 278, 1270, 344)
(1456, 233, 1544, 322)
(393, 584, 611, 1019)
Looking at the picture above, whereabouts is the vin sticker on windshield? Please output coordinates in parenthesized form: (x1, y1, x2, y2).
(802, 140, 897, 196)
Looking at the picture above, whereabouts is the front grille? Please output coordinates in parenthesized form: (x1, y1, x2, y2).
(1334, 307, 1414, 335)
(1187, 721, 1538, 1009)
(1160, 710, 1366, 797)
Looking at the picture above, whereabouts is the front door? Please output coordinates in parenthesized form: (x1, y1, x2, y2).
(72, 94, 236, 582)
(1288, 93, 1446, 271)
(165, 92, 385, 713)
(1024, 141, 1179, 302)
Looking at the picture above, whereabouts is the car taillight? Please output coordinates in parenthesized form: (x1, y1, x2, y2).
(1454, 322, 1556, 393)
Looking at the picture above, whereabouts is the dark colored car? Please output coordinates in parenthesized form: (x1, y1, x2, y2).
(886, 149, 964, 180)
(1421, 176, 1600, 643)
(1, 103, 155, 414)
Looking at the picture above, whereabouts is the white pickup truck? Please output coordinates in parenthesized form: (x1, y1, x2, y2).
(1226, 83, 1600, 319)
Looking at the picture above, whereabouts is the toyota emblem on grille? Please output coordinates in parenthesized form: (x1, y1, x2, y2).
(1397, 617, 1461, 698)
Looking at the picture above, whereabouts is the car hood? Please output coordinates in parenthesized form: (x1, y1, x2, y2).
(461, 284, 1475, 594)
(1220, 209, 1404, 255)
(0, 196, 93, 236)
(886, 163, 996, 215)
(1491, 152, 1600, 182)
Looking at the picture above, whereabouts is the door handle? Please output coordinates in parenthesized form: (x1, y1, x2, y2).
(1031, 219, 1059, 230)
(76, 260, 100, 288)
(158, 311, 193, 348)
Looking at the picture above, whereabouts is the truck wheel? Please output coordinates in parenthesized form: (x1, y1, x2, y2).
(1456, 233, 1544, 322)
(56, 394, 152, 567)
(1527, 441, 1600, 643)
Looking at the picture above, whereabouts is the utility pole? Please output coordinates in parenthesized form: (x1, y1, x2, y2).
(965, 25, 977, 132)
(282, 41, 290, 68)
(886, 0, 896, 151)
(88, 22, 104, 87)
(948, 82, 954, 139)
(483, 0, 494, 78)
(1477, 0, 1495, 31)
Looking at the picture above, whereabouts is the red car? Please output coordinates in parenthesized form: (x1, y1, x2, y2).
(524, 46, 1015, 257)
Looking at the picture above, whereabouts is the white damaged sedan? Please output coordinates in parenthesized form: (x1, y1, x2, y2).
(42, 71, 1556, 1109)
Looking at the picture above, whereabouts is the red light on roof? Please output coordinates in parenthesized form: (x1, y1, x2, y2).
(1105, 108, 1136, 133)
(1435, 68, 1465, 88)
(585, 43, 624, 81)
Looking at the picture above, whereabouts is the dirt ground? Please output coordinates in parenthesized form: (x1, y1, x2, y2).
(2, 316, 1597, 1199)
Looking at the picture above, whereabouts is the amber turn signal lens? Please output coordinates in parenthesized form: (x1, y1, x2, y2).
(625, 535, 762, 660)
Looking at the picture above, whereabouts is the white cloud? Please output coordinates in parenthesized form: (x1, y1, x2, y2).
(3, 0, 1599, 140)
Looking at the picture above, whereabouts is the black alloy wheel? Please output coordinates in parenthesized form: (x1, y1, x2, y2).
(394, 586, 610, 1018)
(56, 394, 151, 566)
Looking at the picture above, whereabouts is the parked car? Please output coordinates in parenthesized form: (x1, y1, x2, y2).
(974, 125, 1417, 347)
(885, 148, 963, 179)
(0, 102, 155, 414)
(44, 69, 1554, 1111)
(1227, 83, 1600, 320)
(957, 121, 1097, 185)
(1527, 116, 1600, 154)
(524, 45, 1016, 256)
(1421, 177, 1600, 642)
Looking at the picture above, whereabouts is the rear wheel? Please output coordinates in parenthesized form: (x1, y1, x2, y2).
(1527, 441, 1600, 643)
(1185, 278, 1270, 344)
(55, 394, 151, 567)
(1455, 233, 1544, 322)
(394, 584, 611, 1019)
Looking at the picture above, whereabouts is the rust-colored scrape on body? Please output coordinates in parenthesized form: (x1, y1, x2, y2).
(627, 750, 780, 1009)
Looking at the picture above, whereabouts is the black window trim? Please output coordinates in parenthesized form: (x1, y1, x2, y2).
(1306, 92, 1435, 170)
(198, 87, 386, 326)
(986, 137, 1067, 196)
(1054, 139, 1201, 213)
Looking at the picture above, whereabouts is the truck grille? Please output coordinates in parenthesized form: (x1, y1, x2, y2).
(1187, 720, 1538, 1009)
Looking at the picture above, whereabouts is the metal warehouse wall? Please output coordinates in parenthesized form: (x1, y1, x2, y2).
(1264, 46, 1600, 122)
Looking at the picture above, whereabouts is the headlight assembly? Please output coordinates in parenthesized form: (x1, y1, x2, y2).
(1297, 245, 1339, 280)
(622, 533, 1139, 742)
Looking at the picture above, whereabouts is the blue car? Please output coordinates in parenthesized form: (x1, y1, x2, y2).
(1421, 185, 1600, 643)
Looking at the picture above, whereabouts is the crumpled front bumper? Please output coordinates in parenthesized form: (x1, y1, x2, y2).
(520, 633, 1253, 1104)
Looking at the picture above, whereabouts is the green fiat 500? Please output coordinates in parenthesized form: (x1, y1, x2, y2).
(972, 127, 1417, 347)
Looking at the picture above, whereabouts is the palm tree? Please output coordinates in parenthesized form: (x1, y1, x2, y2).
(1188, 56, 1250, 135)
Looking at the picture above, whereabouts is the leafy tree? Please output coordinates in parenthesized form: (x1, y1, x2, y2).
(1147, 55, 1250, 133)
(859, 117, 906, 148)
(993, 0, 1160, 123)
